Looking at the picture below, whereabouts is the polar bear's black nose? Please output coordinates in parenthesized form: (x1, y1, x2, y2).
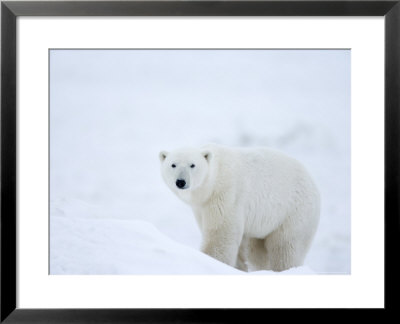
(176, 179, 186, 189)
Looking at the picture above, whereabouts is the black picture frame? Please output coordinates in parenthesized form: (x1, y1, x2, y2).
(1, 0, 399, 322)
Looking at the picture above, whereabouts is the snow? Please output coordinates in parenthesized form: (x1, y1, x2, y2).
(50, 215, 315, 275)
(50, 49, 350, 275)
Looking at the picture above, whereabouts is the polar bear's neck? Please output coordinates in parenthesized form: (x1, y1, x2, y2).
(178, 156, 230, 207)
(177, 172, 216, 206)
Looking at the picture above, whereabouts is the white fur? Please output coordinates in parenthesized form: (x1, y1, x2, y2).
(159, 144, 320, 272)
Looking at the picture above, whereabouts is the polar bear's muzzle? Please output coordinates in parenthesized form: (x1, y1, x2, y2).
(176, 179, 187, 189)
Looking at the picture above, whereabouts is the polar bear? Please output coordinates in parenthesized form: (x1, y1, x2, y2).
(159, 144, 320, 272)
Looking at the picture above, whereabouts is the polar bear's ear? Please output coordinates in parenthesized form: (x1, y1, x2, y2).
(202, 151, 212, 162)
(159, 151, 168, 162)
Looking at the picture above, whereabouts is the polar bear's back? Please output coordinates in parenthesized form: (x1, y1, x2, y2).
(204, 144, 320, 238)
(204, 143, 314, 186)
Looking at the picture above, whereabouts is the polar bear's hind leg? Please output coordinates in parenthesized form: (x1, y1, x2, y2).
(263, 222, 313, 272)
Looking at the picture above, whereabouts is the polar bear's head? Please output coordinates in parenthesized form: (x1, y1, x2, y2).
(159, 148, 211, 197)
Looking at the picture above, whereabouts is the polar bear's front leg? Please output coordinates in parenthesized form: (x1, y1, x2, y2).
(201, 230, 241, 267)
(200, 218, 244, 268)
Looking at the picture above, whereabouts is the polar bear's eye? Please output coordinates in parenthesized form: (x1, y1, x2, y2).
(171, 164, 176, 168)
(190, 164, 195, 168)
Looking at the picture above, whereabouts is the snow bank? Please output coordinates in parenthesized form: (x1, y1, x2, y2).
(50, 215, 314, 275)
